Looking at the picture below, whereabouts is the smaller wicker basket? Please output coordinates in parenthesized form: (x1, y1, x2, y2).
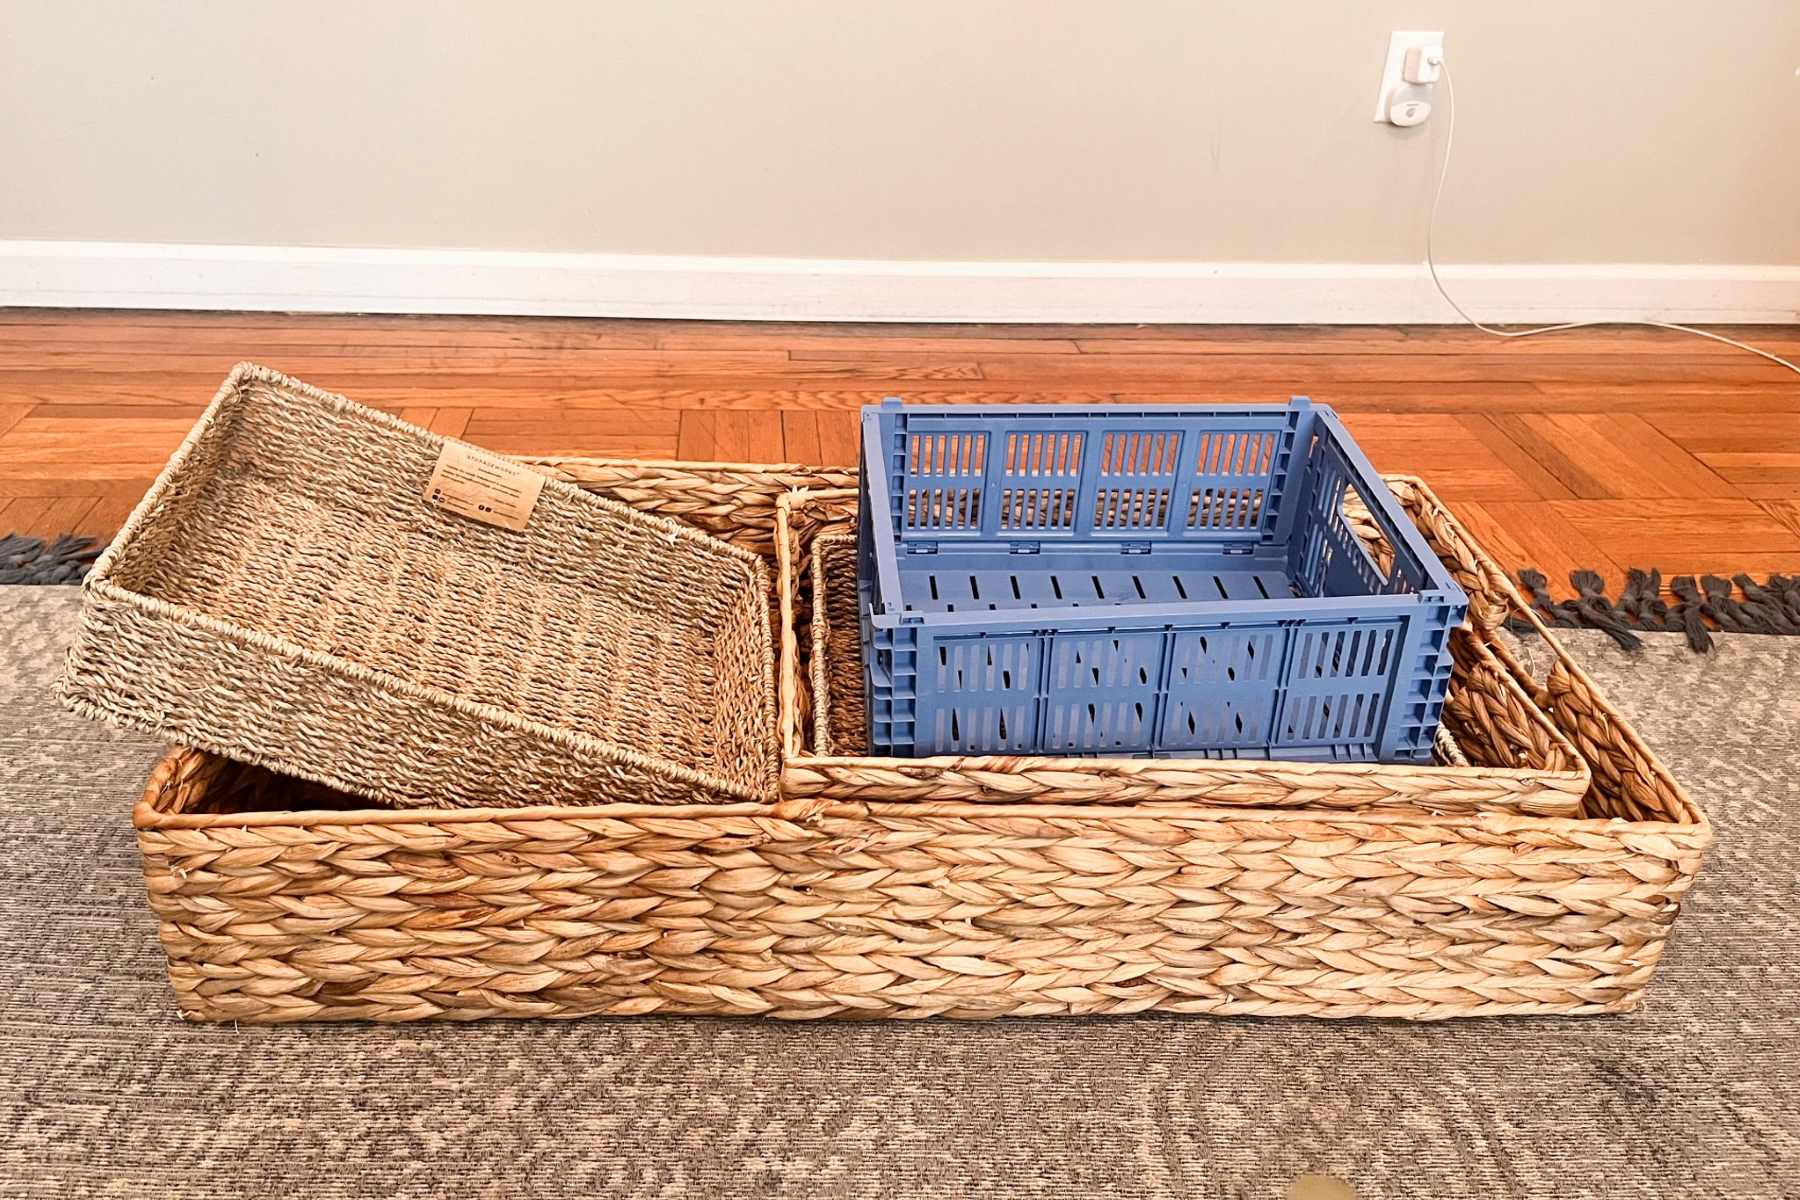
(775, 488, 1589, 815)
(60, 364, 778, 809)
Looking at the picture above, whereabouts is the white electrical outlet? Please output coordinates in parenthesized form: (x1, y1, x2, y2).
(1374, 31, 1445, 124)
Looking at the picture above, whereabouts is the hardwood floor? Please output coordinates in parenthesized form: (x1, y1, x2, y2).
(3, 309, 1798, 595)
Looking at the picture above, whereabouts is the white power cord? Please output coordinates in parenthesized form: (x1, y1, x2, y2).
(1424, 58, 1800, 378)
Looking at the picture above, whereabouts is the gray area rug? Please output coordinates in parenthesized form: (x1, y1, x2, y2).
(0, 588, 1794, 1200)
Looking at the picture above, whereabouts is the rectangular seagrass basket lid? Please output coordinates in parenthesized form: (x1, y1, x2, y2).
(62, 365, 778, 809)
(130, 457, 1710, 1024)
(775, 488, 1589, 816)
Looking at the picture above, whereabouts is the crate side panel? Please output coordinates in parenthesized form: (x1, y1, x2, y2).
(917, 633, 1043, 753)
(1159, 627, 1284, 753)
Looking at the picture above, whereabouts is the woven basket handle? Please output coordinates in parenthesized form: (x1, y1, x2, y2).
(1382, 475, 1585, 702)
(1406, 479, 1707, 823)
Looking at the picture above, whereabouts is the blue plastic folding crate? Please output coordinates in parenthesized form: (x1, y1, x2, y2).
(857, 397, 1467, 763)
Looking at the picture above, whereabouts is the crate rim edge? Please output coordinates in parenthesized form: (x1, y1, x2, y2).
(858, 396, 1468, 630)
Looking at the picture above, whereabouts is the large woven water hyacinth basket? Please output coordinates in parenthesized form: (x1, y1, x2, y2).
(132, 455, 1707, 1023)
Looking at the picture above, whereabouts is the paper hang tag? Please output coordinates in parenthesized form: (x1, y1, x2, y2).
(425, 442, 545, 531)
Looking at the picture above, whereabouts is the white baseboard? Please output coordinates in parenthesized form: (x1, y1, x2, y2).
(1, 240, 1797, 324)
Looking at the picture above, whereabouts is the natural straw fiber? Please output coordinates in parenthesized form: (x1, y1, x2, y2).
(60, 365, 777, 809)
(520, 456, 856, 557)
(776, 488, 1587, 815)
(131, 458, 1708, 1024)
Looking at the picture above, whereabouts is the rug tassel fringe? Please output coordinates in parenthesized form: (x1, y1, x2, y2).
(1509, 567, 1800, 652)
(0, 533, 104, 585)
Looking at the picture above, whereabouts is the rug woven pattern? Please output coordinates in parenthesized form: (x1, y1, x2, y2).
(0, 588, 1794, 1199)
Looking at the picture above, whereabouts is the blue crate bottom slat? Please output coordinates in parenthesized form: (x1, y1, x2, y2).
(894, 556, 1296, 614)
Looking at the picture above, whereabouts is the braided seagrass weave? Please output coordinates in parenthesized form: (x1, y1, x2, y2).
(132, 459, 1708, 1024)
(776, 488, 1587, 815)
(61, 365, 777, 809)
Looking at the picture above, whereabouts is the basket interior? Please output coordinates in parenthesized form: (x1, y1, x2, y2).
(811, 530, 1565, 789)
(146, 752, 360, 817)
(106, 375, 775, 793)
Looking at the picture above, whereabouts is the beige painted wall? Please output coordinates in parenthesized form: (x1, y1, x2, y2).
(4, 1, 1797, 264)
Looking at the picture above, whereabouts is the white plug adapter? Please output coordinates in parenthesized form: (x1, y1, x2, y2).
(1403, 46, 1444, 84)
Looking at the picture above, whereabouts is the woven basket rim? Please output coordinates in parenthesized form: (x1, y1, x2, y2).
(517, 454, 845, 477)
(130, 746, 1708, 842)
(1395, 474, 1707, 832)
(96, 364, 773, 580)
(798, 527, 1558, 783)
(774, 488, 1593, 800)
(80, 364, 779, 804)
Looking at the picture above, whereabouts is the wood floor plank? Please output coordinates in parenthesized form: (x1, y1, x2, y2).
(0, 476, 151, 499)
(1453, 414, 1576, 500)
(0, 347, 797, 374)
(1073, 325, 1800, 357)
(711, 411, 784, 464)
(432, 408, 472, 438)
(5, 310, 1792, 350)
(677, 411, 720, 461)
(1648, 408, 1800, 492)
(1551, 499, 1800, 576)
(1646, 412, 1800, 453)
(398, 386, 808, 411)
(14, 494, 100, 539)
(1486, 415, 1613, 497)
(777, 390, 1104, 409)
(0, 382, 1114, 412)
(658, 332, 1081, 355)
(0, 414, 197, 477)
(781, 411, 821, 464)
(383, 407, 460, 433)
(1491, 384, 1800, 415)
(22, 403, 208, 422)
(1761, 500, 1800, 541)
(1115, 383, 1549, 411)
(0, 497, 56, 535)
(0, 376, 809, 410)
(1487, 413, 1736, 500)
(464, 409, 678, 458)
(3, 312, 1798, 594)
(1452, 501, 1627, 591)
(25, 373, 1784, 413)
(816, 411, 859, 467)
(679, 410, 801, 463)
(1334, 414, 1542, 500)
(1693, 452, 1800, 498)
(0, 352, 994, 388)
(971, 351, 1798, 387)
(0, 310, 664, 350)
(1594, 414, 1738, 498)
